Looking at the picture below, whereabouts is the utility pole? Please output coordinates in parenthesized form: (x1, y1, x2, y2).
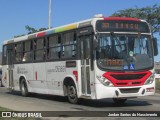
(48, 0, 52, 29)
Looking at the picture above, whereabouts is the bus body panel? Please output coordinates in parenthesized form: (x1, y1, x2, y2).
(32, 63, 48, 94)
(46, 61, 76, 96)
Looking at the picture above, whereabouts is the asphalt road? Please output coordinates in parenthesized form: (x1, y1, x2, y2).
(0, 87, 160, 120)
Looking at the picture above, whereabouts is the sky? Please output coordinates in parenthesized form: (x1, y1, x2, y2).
(0, 0, 160, 60)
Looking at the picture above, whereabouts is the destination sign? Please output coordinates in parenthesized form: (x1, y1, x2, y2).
(106, 59, 124, 66)
(96, 20, 150, 33)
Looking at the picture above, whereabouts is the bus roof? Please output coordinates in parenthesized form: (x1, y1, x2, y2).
(3, 14, 147, 45)
(3, 18, 93, 44)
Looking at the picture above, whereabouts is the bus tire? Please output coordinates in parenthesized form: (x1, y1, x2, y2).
(67, 83, 78, 104)
(113, 98, 127, 104)
(20, 78, 28, 97)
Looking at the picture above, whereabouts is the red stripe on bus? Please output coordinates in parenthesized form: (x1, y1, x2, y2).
(104, 17, 140, 21)
(37, 32, 46, 37)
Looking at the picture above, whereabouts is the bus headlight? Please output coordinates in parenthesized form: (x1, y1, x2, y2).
(96, 75, 114, 87)
(145, 74, 154, 85)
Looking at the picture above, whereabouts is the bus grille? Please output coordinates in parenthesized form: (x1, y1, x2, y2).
(119, 88, 140, 93)
(103, 71, 152, 87)
(111, 74, 146, 80)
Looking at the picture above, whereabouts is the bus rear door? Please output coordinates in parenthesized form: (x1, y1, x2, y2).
(6, 44, 14, 90)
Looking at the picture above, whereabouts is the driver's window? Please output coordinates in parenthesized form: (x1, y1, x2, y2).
(134, 37, 148, 55)
(99, 36, 112, 59)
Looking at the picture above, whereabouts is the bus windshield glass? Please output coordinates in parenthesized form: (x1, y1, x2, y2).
(96, 34, 154, 71)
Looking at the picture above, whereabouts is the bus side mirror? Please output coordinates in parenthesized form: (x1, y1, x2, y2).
(153, 38, 158, 56)
(93, 40, 100, 59)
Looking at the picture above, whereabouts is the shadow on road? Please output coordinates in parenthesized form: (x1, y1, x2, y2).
(77, 98, 152, 108)
(6, 90, 152, 108)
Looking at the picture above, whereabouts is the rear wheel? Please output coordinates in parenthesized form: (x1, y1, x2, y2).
(67, 84, 78, 104)
(113, 98, 127, 104)
(20, 78, 28, 97)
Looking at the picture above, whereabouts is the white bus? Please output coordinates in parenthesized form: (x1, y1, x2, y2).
(2, 14, 158, 104)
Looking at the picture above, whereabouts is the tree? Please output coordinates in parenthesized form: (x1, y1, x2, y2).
(14, 26, 47, 38)
(25, 25, 38, 33)
(25, 25, 47, 34)
(112, 4, 160, 34)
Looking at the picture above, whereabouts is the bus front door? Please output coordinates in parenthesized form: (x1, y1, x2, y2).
(7, 45, 14, 90)
(80, 36, 91, 96)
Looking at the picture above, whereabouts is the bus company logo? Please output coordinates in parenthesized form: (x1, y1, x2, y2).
(2, 112, 11, 117)
(17, 67, 28, 74)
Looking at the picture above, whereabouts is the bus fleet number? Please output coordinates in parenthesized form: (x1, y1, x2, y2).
(55, 66, 66, 72)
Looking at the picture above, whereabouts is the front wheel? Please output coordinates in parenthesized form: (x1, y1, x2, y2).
(20, 79, 28, 97)
(67, 84, 78, 104)
(113, 98, 127, 104)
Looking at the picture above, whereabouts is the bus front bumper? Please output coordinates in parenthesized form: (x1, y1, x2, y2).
(95, 83, 155, 99)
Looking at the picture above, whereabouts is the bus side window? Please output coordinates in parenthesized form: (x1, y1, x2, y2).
(63, 32, 76, 59)
(47, 35, 61, 60)
(34, 38, 45, 61)
(23, 41, 32, 62)
(15, 43, 23, 62)
(2, 45, 7, 65)
(72, 33, 77, 57)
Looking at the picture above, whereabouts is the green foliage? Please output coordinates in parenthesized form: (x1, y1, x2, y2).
(14, 26, 47, 38)
(25, 25, 38, 33)
(0, 106, 11, 111)
(112, 4, 160, 34)
(25, 25, 47, 34)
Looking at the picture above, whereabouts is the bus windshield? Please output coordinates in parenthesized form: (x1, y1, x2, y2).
(96, 34, 154, 71)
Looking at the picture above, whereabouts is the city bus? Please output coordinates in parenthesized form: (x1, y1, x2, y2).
(2, 14, 158, 104)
